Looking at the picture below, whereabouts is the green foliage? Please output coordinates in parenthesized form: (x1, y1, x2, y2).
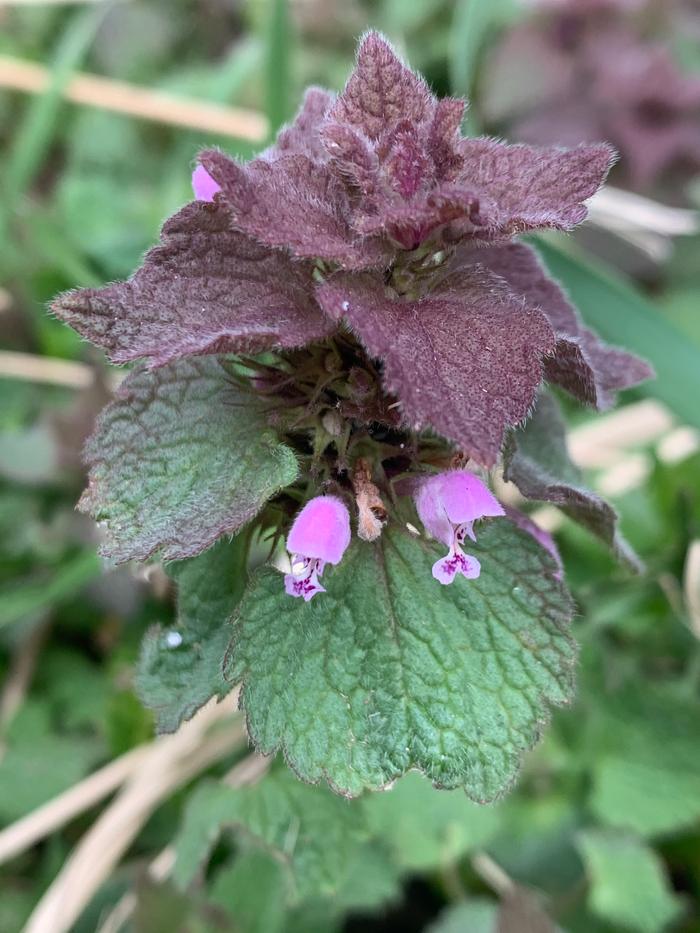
(362, 771, 501, 870)
(174, 767, 400, 909)
(590, 758, 700, 839)
(427, 899, 499, 933)
(0, 549, 101, 629)
(81, 358, 299, 563)
(576, 831, 684, 933)
(229, 521, 574, 799)
(136, 534, 249, 732)
(0, 701, 103, 821)
(0, 6, 106, 252)
(131, 878, 216, 933)
(584, 684, 700, 839)
(265, 0, 293, 135)
(209, 850, 288, 933)
(449, 0, 517, 133)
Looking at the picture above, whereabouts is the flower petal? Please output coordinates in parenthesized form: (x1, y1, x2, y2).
(192, 164, 221, 202)
(287, 496, 351, 565)
(438, 471, 505, 525)
(432, 551, 481, 585)
(415, 477, 454, 547)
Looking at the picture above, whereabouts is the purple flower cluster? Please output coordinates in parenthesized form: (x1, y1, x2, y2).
(286, 472, 519, 600)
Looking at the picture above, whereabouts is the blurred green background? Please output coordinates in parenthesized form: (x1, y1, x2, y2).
(1, 1, 699, 931)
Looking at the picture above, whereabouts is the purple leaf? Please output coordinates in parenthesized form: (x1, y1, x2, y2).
(503, 391, 641, 569)
(329, 31, 433, 140)
(263, 86, 336, 163)
(462, 241, 653, 406)
(322, 33, 611, 250)
(429, 97, 467, 181)
(321, 33, 479, 250)
(317, 271, 555, 467)
(53, 200, 333, 367)
(455, 139, 616, 236)
(199, 149, 390, 270)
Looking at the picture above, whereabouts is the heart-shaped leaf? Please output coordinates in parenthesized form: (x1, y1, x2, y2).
(227, 519, 575, 800)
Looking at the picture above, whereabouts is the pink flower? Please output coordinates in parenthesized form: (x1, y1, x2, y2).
(415, 471, 504, 585)
(192, 164, 221, 202)
(284, 495, 351, 601)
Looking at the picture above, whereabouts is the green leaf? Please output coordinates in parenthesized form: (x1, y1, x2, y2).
(583, 685, 700, 839)
(133, 879, 213, 933)
(658, 288, 700, 348)
(590, 758, 700, 839)
(80, 357, 298, 563)
(0, 425, 59, 485)
(383, 0, 446, 35)
(228, 520, 575, 800)
(209, 850, 288, 933)
(0, 701, 102, 820)
(576, 831, 684, 933)
(427, 900, 498, 933)
(362, 772, 501, 871)
(173, 769, 400, 907)
(136, 534, 249, 733)
(331, 841, 400, 912)
(535, 238, 700, 431)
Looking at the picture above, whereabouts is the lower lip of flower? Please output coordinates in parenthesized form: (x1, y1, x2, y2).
(285, 555, 326, 601)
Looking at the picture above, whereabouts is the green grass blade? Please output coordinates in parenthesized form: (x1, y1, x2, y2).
(1, 7, 106, 226)
(0, 550, 102, 629)
(536, 237, 700, 430)
(265, 0, 292, 138)
(448, 0, 516, 134)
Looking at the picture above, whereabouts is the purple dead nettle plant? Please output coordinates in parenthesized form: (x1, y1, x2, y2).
(51, 31, 656, 796)
(482, 0, 700, 191)
(54, 35, 651, 616)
